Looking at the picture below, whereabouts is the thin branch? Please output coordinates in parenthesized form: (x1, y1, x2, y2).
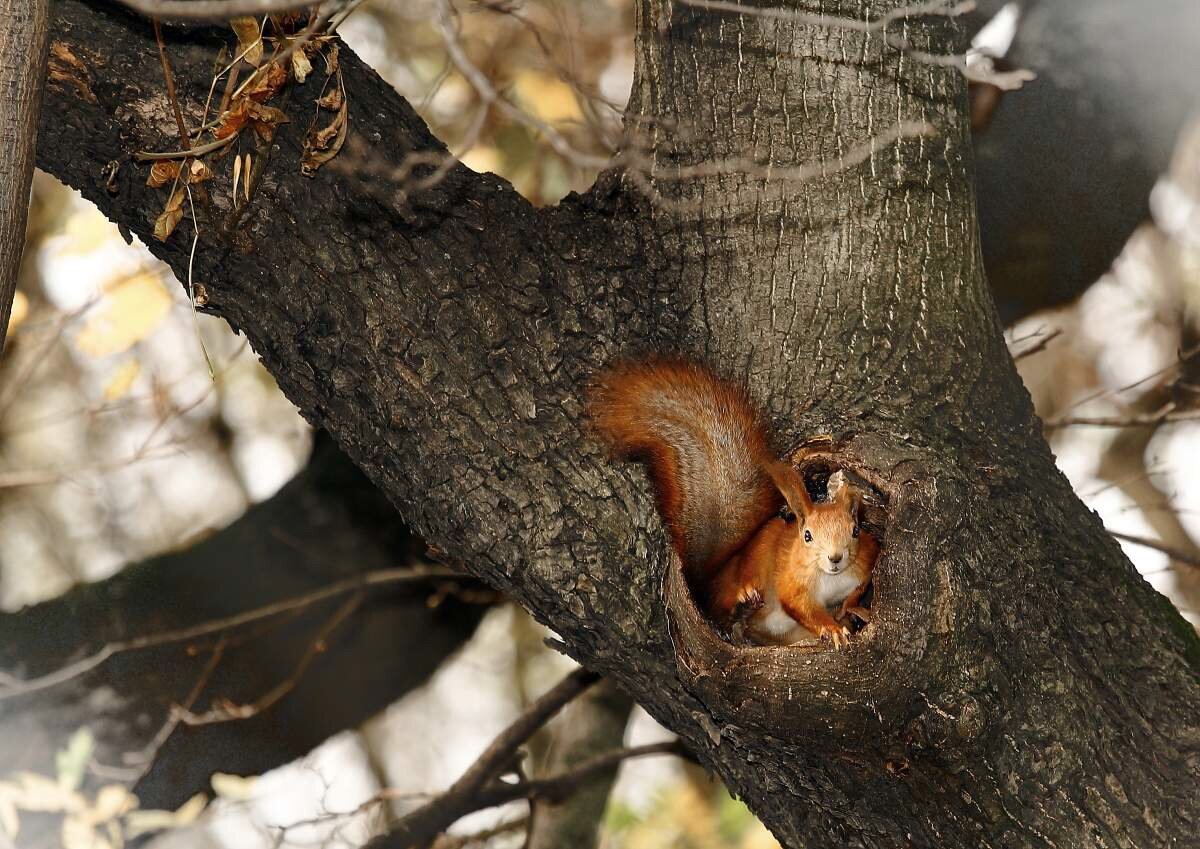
(0, 566, 463, 700)
(152, 18, 190, 144)
(1012, 327, 1063, 361)
(374, 667, 600, 848)
(176, 591, 364, 725)
(1044, 405, 1200, 430)
(431, 816, 529, 849)
(1109, 531, 1200, 569)
(115, 0, 328, 21)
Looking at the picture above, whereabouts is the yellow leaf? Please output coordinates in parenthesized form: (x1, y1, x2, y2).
(210, 772, 257, 801)
(102, 360, 140, 401)
(460, 145, 501, 175)
(512, 70, 582, 124)
(0, 783, 19, 839)
(84, 785, 137, 825)
(59, 207, 119, 256)
(75, 272, 172, 358)
(10, 771, 85, 813)
(6, 290, 28, 335)
(230, 17, 262, 67)
(63, 814, 111, 849)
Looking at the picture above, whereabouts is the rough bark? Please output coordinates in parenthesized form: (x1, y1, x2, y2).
(30, 2, 1200, 847)
(0, 0, 50, 350)
(0, 435, 485, 817)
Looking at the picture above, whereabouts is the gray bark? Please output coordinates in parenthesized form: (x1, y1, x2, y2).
(0, 0, 50, 351)
(30, 2, 1200, 847)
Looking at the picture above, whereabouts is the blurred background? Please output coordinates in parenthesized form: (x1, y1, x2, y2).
(1, 0, 1198, 847)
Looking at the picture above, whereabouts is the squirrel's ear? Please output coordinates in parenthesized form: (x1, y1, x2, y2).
(828, 470, 861, 514)
(766, 461, 814, 520)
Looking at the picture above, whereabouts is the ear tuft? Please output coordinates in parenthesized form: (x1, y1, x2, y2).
(826, 469, 848, 500)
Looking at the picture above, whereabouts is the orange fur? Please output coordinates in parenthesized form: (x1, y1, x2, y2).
(589, 360, 879, 648)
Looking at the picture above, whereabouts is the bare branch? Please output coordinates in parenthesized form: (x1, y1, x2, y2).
(114, 0, 329, 22)
(1109, 531, 1200, 569)
(0, 566, 463, 700)
(1044, 404, 1200, 430)
(1011, 327, 1063, 361)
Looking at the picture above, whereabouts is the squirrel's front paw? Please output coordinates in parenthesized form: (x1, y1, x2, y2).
(733, 586, 765, 614)
(818, 623, 851, 649)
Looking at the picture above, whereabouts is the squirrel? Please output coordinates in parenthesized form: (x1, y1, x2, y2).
(588, 359, 878, 649)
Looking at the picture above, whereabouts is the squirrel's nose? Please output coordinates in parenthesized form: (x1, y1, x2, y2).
(829, 552, 843, 564)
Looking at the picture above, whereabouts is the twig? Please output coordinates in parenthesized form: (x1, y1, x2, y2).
(1044, 405, 1200, 430)
(0, 566, 462, 700)
(1109, 531, 1200, 569)
(431, 816, 529, 849)
(135, 134, 237, 161)
(152, 18, 190, 145)
(1011, 327, 1062, 361)
(176, 591, 364, 725)
(377, 667, 600, 848)
(380, 741, 683, 849)
(116, 0, 329, 21)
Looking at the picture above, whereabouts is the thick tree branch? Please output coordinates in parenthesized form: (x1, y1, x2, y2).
(0, 0, 50, 351)
(33, 2, 1200, 847)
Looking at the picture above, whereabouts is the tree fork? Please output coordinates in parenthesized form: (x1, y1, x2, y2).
(32, 1, 1200, 846)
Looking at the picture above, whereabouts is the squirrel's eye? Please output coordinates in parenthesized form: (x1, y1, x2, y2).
(803, 529, 812, 543)
(852, 525, 860, 538)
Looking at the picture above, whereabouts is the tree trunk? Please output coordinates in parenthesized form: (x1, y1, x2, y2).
(0, 0, 50, 350)
(29, 2, 1200, 847)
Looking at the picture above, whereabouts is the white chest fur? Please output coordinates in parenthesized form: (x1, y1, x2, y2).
(811, 568, 861, 610)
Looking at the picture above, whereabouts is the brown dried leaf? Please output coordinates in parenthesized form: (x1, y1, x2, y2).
(316, 86, 343, 111)
(153, 186, 187, 242)
(146, 160, 180, 188)
(301, 95, 348, 176)
(246, 100, 289, 142)
(213, 100, 250, 139)
(325, 43, 339, 75)
(48, 42, 96, 103)
(187, 159, 213, 184)
(230, 17, 262, 67)
(292, 49, 312, 84)
(231, 152, 242, 201)
(245, 62, 287, 102)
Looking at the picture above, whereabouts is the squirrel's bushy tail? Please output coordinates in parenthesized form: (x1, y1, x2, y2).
(589, 360, 794, 583)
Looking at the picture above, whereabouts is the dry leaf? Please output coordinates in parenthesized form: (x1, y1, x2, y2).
(245, 62, 287, 102)
(230, 17, 262, 67)
(146, 160, 180, 188)
(292, 48, 312, 84)
(48, 41, 97, 103)
(231, 152, 242, 201)
(210, 773, 257, 801)
(301, 90, 347, 176)
(0, 783, 19, 839)
(76, 272, 172, 357)
(316, 85, 343, 111)
(187, 159, 213, 184)
(213, 100, 250, 139)
(102, 360, 140, 401)
(153, 185, 186, 242)
(243, 154, 252, 201)
(62, 814, 112, 849)
(9, 771, 86, 813)
(325, 42, 339, 75)
(85, 785, 137, 825)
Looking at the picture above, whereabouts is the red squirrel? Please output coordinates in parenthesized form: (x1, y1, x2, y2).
(589, 359, 878, 649)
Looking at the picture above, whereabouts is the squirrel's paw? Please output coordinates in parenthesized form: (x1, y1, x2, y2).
(733, 586, 765, 613)
(818, 623, 851, 649)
